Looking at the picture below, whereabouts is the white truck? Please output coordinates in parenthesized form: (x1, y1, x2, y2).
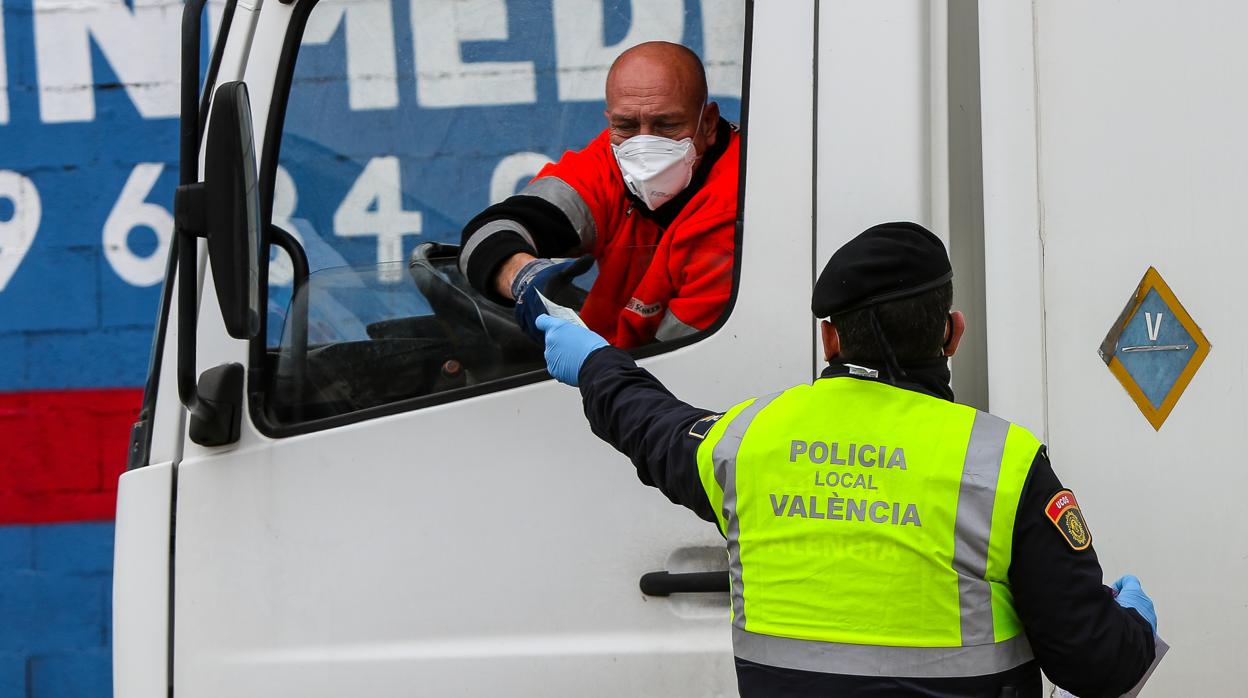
(113, 1, 1245, 695)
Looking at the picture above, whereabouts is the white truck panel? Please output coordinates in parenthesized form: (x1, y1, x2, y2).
(1035, 4, 1247, 692)
(977, 0, 1048, 438)
(982, 1, 1247, 692)
(815, 0, 946, 283)
(112, 463, 174, 698)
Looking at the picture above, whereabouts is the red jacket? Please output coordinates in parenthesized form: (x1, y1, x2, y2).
(459, 119, 739, 348)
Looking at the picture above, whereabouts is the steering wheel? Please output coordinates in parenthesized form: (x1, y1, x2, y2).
(405, 242, 543, 380)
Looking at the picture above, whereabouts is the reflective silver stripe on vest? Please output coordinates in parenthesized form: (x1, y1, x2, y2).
(458, 219, 537, 277)
(654, 310, 699, 342)
(519, 176, 598, 251)
(952, 411, 1011, 646)
(732, 627, 1033, 678)
(713, 392, 783, 629)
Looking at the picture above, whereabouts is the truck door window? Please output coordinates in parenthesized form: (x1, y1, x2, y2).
(255, 0, 747, 433)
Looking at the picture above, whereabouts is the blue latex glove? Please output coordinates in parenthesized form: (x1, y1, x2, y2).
(1112, 574, 1157, 634)
(512, 255, 595, 343)
(535, 314, 608, 386)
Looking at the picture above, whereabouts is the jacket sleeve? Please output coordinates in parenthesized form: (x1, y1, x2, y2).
(660, 209, 735, 339)
(458, 130, 619, 303)
(577, 346, 720, 525)
(1009, 449, 1156, 697)
(648, 132, 738, 341)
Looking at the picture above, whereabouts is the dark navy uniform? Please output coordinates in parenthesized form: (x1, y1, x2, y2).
(577, 348, 1156, 698)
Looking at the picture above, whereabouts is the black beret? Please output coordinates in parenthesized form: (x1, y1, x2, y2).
(812, 222, 952, 317)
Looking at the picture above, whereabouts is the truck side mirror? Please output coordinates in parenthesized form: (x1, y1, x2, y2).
(172, 80, 262, 446)
(203, 81, 261, 339)
(174, 81, 261, 340)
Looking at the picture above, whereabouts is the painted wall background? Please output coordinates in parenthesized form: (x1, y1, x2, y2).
(0, 0, 742, 695)
(1, 0, 172, 692)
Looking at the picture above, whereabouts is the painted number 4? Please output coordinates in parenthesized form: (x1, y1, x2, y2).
(334, 156, 422, 283)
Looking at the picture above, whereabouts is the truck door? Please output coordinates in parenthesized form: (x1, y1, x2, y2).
(980, 3, 1247, 692)
(169, 2, 817, 695)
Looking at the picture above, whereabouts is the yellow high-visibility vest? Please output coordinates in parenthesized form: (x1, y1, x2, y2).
(696, 375, 1041, 677)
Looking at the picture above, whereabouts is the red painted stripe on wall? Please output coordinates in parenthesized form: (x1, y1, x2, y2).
(0, 388, 141, 524)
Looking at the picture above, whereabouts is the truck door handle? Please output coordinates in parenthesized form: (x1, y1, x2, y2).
(639, 570, 729, 596)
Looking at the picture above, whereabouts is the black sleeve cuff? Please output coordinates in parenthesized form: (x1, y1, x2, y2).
(458, 193, 586, 302)
(578, 345, 634, 387)
(461, 228, 535, 305)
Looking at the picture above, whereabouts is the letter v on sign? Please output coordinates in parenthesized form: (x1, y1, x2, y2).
(1146, 312, 1162, 341)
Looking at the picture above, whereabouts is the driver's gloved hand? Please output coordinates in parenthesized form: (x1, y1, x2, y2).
(511, 255, 594, 343)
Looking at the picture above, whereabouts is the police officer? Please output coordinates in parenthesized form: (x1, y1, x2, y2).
(534, 222, 1158, 697)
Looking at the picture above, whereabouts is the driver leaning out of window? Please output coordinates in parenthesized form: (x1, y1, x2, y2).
(457, 41, 740, 349)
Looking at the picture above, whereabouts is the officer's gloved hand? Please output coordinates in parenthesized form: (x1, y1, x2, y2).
(1112, 574, 1157, 634)
(512, 255, 595, 342)
(535, 314, 608, 386)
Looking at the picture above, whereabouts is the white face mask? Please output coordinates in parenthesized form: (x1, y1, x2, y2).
(611, 107, 705, 210)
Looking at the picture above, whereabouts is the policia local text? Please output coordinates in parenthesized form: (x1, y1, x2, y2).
(776, 439, 921, 527)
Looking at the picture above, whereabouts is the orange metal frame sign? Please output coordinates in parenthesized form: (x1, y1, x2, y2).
(1099, 267, 1210, 431)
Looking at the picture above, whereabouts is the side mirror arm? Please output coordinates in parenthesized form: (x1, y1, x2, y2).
(173, 182, 209, 419)
(174, 182, 242, 445)
(170, 1, 250, 447)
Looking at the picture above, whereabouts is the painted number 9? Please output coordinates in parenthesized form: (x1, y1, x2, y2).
(0, 171, 42, 293)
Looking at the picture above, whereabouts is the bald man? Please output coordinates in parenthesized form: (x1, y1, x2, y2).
(458, 41, 740, 348)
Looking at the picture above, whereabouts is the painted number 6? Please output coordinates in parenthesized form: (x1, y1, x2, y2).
(103, 163, 174, 287)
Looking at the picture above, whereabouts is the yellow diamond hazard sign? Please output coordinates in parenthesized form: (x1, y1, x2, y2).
(1098, 268, 1210, 430)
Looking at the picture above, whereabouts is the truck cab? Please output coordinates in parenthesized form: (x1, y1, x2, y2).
(114, 1, 1245, 695)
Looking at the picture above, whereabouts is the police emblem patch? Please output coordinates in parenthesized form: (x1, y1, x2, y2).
(1045, 490, 1092, 551)
(687, 414, 724, 440)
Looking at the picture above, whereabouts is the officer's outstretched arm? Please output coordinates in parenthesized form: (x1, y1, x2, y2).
(1008, 450, 1156, 697)
(575, 345, 721, 524)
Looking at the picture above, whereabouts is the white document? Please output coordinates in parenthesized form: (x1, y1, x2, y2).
(536, 289, 588, 329)
(1053, 635, 1168, 698)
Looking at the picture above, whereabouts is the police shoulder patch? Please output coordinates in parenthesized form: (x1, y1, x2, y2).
(687, 413, 724, 440)
(1045, 490, 1092, 551)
